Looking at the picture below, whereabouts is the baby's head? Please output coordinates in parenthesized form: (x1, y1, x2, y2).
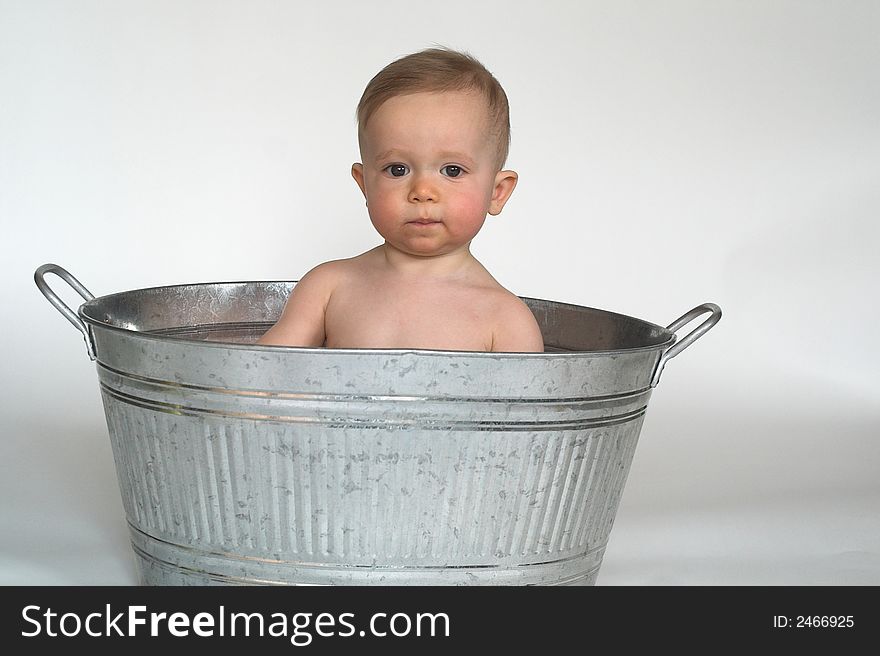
(351, 48, 519, 259)
(356, 47, 511, 171)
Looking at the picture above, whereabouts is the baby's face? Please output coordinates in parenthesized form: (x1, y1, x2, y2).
(352, 90, 514, 259)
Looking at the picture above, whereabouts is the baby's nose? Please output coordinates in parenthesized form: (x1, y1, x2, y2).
(408, 174, 437, 202)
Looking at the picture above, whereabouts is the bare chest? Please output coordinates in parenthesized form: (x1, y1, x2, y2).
(324, 278, 496, 351)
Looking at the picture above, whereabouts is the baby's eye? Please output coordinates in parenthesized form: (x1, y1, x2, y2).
(441, 165, 463, 178)
(385, 164, 409, 177)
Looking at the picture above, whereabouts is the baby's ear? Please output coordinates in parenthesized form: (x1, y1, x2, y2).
(488, 170, 518, 216)
(351, 163, 367, 201)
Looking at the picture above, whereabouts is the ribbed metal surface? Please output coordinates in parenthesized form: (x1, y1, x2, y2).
(82, 282, 672, 585)
(100, 368, 646, 584)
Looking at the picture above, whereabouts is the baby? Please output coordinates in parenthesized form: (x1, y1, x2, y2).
(258, 47, 544, 352)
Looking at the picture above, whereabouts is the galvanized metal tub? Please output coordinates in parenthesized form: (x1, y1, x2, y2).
(35, 263, 721, 586)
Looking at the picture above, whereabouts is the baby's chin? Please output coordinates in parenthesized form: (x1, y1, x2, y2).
(383, 240, 472, 260)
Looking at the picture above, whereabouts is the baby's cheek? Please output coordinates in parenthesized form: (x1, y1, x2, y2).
(454, 197, 490, 228)
(367, 198, 398, 225)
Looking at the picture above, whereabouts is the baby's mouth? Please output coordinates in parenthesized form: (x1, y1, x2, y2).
(407, 218, 442, 226)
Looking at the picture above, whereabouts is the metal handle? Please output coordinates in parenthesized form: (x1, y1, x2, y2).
(650, 302, 722, 387)
(34, 263, 97, 360)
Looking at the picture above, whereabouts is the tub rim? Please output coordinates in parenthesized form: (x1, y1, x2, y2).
(76, 279, 678, 358)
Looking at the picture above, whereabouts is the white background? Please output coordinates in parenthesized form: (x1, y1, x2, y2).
(2, 0, 878, 585)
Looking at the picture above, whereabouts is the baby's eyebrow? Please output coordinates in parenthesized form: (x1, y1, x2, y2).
(373, 149, 476, 166)
(437, 152, 476, 166)
(374, 149, 397, 162)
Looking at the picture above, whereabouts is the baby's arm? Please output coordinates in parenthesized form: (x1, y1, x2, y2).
(256, 263, 340, 347)
(491, 296, 545, 353)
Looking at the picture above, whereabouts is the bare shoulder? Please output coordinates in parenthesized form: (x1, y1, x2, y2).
(488, 288, 545, 353)
(256, 258, 353, 347)
(297, 256, 355, 286)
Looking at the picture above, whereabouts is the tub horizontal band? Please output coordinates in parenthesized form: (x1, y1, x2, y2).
(97, 362, 652, 429)
(129, 523, 605, 585)
(135, 549, 602, 586)
(129, 521, 606, 569)
(101, 382, 648, 431)
(96, 361, 653, 405)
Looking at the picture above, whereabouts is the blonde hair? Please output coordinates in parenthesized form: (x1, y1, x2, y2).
(356, 47, 511, 169)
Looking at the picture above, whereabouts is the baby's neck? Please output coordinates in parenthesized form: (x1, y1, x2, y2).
(378, 243, 479, 280)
